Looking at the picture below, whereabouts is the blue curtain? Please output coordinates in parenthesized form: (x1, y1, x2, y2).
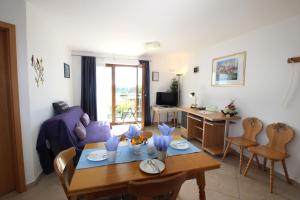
(81, 56, 97, 120)
(139, 60, 151, 126)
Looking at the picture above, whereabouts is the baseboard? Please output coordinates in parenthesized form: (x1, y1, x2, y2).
(228, 149, 300, 187)
(26, 172, 43, 189)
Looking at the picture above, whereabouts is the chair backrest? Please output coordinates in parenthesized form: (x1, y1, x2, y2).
(53, 147, 76, 198)
(242, 117, 263, 142)
(128, 172, 186, 200)
(266, 123, 294, 154)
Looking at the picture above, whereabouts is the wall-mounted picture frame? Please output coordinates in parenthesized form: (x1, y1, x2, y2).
(64, 63, 70, 78)
(211, 51, 246, 86)
(152, 71, 159, 81)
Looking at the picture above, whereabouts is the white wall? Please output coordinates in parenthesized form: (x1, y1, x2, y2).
(149, 53, 191, 122)
(0, 0, 33, 183)
(150, 15, 300, 182)
(26, 2, 74, 182)
(1, 0, 76, 184)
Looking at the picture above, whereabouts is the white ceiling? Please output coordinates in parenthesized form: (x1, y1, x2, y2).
(26, 0, 300, 56)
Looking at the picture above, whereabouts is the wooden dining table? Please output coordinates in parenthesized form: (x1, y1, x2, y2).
(68, 141, 220, 200)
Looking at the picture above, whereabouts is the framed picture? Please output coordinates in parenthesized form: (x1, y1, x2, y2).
(211, 52, 246, 86)
(64, 63, 70, 78)
(193, 66, 199, 73)
(152, 71, 159, 81)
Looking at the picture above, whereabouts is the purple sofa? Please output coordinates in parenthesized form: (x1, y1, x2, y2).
(36, 106, 111, 174)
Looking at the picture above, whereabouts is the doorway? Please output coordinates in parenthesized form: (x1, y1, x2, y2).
(97, 64, 145, 132)
(0, 21, 26, 195)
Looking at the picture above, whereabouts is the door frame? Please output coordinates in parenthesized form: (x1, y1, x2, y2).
(105, 64, 145, 128)
(0, 21, 26, 192)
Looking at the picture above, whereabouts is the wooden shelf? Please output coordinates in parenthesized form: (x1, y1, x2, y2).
(194, 126, 203, 131)
(203, 146, 224, 155)
(194, 136, 202, 142)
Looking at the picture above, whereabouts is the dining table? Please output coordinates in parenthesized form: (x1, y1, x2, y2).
(68, 140, 220, 200)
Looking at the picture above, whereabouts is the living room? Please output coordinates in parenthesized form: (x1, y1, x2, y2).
(1, 0, 300, 200)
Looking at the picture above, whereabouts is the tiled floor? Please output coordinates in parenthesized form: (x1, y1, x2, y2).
(1, 126, 299, 200)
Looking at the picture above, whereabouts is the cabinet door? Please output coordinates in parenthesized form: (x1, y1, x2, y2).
(203, 121, 225, 155)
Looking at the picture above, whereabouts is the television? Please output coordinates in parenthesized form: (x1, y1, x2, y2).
(156, 92, 178, 107)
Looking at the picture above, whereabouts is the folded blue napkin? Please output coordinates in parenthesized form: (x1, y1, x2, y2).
(105, 136, 120, 151)
(153, 134, 172, 151)
(126, 125, 141, 139)
(158, 123, 175, 136)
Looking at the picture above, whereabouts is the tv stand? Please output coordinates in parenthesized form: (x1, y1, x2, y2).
(152, 106, 179, 127)
(160, 105, 174, 108)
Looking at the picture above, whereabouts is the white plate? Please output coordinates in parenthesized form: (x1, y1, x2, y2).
(170, 140, 189, 150)
(139, 159, 165, 174)
(86, 150, 107, 161)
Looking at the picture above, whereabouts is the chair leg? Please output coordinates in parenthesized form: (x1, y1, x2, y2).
(239, 146, 244, 174)
(222, 142, 231, 161)
(243, 153, 255, 176)
(263, 158, 267, 171)
(281, 159, 291, 184)
(255, 154, 260, 168)
(270, 160, 274, 193)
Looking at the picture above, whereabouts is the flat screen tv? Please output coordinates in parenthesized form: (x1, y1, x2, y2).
(156, 92, 178, 107)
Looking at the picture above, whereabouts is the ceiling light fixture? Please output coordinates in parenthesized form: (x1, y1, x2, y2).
(145, 41, 161, 50)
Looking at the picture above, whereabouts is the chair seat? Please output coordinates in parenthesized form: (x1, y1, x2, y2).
(226, 137, 257, 147)
(248, 145, 287, 160)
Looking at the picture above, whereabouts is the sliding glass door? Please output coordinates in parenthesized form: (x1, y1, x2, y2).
(115, 66, 138, 123)
(97, 64, 144, 127)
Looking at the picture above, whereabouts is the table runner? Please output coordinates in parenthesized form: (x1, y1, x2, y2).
(76, 139, 201, 169)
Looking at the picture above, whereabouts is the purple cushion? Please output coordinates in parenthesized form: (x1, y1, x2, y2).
(54, 106, 84, 143)
(80, 113, 90, 127)
(74, 122, 86, 140)
(78, 121, 111, 148)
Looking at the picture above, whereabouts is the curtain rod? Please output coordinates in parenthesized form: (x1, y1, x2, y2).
(71, 54, 151, 62)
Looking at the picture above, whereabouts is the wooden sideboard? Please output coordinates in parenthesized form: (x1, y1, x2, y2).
(178, 107, 241, 155)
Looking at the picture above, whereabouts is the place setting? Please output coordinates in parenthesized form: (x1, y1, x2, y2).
(77, 124, 201, 173)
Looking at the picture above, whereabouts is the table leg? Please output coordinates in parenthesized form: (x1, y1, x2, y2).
(223, 120, 230, 153)
(152, 111, 155, 125)
(176, 111, 178, 127)
(167, 112, 169, 123)
(173, 111, 176, 127)
(196, 171, 206, 200)
(157, 112, 160, 125)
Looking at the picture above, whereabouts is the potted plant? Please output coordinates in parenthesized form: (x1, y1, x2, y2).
(131, 135, 147, 155)
(168, 78, 178, 94)
(221, 100, 238, 117)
